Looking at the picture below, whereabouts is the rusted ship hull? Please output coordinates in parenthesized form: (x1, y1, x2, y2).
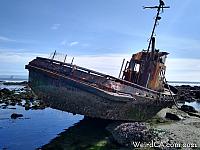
(26, 57, 174, 121)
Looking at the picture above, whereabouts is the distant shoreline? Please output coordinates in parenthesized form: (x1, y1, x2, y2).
(0, 75, 28, 82)
(168, 81, 200, 84)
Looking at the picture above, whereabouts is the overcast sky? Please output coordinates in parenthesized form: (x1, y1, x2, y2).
(0, 0, 200, 81)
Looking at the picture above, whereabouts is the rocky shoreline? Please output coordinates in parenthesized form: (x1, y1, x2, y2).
(176, 85, 200, 103)
(1, 82, 200, 149)
(0, 81, 47, 114)
(106, 106, 200, 149)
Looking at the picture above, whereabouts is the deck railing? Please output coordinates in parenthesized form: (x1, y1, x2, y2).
(26, 57, 174, 100)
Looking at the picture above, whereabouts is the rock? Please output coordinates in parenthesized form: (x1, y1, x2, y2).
(180, 105, 197, 113)
(3, 81, 28, 86)
(31, 104, 40, 110)
(0, 88, 13, 96)
(11, 113, 23, 119)
(0, 86, 41, 111)
(176, 85, 200, 102)
(187, 112, 200, 118)
(181, 85, 191, 88)
(24, 102, 31, 110)
(107, 122, 154, 147)
(0, 88, 10, 93)
(195, 91, 200, 99)
(8, 107, 16, 109)
(165, 112, 181, 121)
(2, 106, 7, 109)
(10, 102, 16, 106)
(31, 100, 46, 110)
(17, 102, 22, 106)
(4, 101, 9, 105)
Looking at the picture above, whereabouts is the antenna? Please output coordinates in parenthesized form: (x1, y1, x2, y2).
(52, 50, 57, 60)
(71, 57, 74, 64)
(118, 58, 125, 78)
(64, 54, 67, 63)
(144, 0, 170, 52)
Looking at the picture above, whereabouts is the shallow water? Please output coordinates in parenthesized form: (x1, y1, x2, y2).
(0, 104, 83, 150)
(0, 79, 84, 150)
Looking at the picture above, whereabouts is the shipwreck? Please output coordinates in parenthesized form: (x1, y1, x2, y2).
(25, 0, 177, 121)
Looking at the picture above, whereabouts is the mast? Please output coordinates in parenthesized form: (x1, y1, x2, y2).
(144, 0, 170, 53)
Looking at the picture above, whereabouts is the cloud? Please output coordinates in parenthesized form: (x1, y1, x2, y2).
(166, 58, 200, 82)
(0, 36, 16, 42)
(60, 40, 67, 46)
(60, 40, 80, 47)
(51, 53, 130, 76)
(51, 54, 200, 82)
(0, 52, 48, 63)
(0, 51, 199, 82)
(0, 52, 48, 75)
(0, 36, 37, 44)
(50, 24, 61, 30)
(69, 41, 79, 46)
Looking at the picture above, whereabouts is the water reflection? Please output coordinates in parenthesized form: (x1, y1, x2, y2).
(41, 117, 116, 150)
(0, 104, 83, 150)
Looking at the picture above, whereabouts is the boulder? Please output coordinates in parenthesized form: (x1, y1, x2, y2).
(195, 91, 200, 99)
(107, 122, 154, 146)
(24, 102, 31, 110)
(165, 112, 181, 121)
(11, 113, 23, 119)
(180, 105, 197, 113)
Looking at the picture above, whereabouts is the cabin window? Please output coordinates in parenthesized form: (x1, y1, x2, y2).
(160, 55, 167, 64)
(134, 64, 140, 72)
